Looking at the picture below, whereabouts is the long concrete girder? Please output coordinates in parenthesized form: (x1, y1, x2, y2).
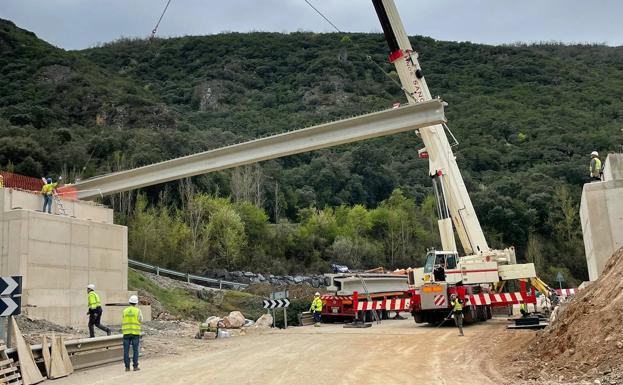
(74, 99, 446, 199)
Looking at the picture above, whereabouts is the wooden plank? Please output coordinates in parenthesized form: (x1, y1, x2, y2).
(9, 318, 44, 385)
(40, 336, 50, 378)
(1, 373, 21, 382)
(0, 365, 18, 375)
(58, 337, 73, 375)
(49, 335, 69, 379)
(0, 358, 13, 367)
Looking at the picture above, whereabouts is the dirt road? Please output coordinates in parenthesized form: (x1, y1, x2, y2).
(54, 318, 523, 385)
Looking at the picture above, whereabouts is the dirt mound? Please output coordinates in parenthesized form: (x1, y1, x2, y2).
(517, 247, 623, 383)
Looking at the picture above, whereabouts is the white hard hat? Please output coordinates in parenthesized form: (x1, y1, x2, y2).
(315, 292, 320, 296)
(129, 295, 139, 304)
(87, 284, 96, 290)
(591, 151, 599, 156)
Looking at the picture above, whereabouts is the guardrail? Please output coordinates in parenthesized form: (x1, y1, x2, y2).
(128, 259, 248, 290)
(6, 334, 124, 370)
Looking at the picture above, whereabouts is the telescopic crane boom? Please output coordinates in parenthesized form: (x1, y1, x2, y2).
(372, 0, 507, 262)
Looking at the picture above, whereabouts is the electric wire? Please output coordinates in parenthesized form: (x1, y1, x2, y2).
(301, 0, 406, 94)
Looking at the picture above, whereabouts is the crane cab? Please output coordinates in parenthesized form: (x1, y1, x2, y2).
(423, 250, 461, 284)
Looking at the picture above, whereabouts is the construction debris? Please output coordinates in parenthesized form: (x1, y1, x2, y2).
(514, 246, 623, 383)
(253, 313, 273, 328)
(221, 311, 245, 329)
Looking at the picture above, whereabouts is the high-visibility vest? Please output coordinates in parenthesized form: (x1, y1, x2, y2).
(41, 182, 57, 195)
(310, 297, 323, 312)
(122, 306, 142, 335)
(451, 298, 463, 312)
(520, 303, 527, 312)
(590, 158, 602, 176)
(88, 291, 101, 309)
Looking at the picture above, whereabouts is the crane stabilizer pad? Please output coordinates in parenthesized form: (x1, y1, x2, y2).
(343, 322, 372, 328)
(506, 322, 548, 330)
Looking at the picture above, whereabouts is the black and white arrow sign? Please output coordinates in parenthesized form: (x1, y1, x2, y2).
(0, 276, 21, 296)
(263, 299, 290, 309)
(0, 296, 21, 317)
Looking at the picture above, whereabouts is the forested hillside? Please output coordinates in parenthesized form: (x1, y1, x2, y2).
(1, 18, 622, 284)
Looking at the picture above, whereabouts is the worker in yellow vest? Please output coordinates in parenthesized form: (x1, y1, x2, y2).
(590, 151, 602, 181)
(122, 295, 143, 372)
(519, 301, 528, 317)
(40, 176, 61, 214)
(450, 293, 464, 336)
(87, 284, 111, 338)
(309, 292, 323, 327)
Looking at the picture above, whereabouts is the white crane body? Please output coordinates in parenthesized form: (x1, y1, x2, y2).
(371, 0, 536, 294)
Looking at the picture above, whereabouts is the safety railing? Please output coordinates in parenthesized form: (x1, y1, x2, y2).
(0, 171, 43, 191)
(128, 259, 248, 290)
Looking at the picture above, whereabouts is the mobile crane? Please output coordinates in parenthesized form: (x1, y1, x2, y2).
(370, 0, 551, 324)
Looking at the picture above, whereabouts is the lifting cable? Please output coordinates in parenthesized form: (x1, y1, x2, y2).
(150, 0, 173, 40)
(301, 0, 406, 94)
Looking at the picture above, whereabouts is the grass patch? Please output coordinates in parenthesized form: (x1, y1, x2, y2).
(128, 270, 265, 321)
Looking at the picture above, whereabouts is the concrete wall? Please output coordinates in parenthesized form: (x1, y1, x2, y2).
(0, 188, 149, 327)
(603, 153, 623, 182)
(580, 154, 623, 280)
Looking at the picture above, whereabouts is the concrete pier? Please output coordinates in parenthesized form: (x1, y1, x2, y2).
(580, 153, 623, 280)
(0, 188, 150, 327)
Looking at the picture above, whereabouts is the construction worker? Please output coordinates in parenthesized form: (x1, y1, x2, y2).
(310, 292, 323, 327)
(590, 151, 602, 181)
(41, 176, 61, 214)
(450, 293, 464, 336)
(87, 284, 111, 338)
(0, 174, 4, 188)
(519, 300, 528, 317)
(122, 295, 143, 372)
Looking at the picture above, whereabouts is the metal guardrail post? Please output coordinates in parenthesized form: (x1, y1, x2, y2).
(219, 280, 222, 290)
(186, 273, 190, 283)
(156, 266, 159, 276)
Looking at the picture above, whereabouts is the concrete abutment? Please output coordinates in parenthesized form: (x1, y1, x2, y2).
(0, 188, 150, 328)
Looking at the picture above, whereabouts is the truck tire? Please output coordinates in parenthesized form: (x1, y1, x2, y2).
(413, 312, 424, 324)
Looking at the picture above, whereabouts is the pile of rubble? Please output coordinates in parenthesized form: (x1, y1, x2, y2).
(516, 246, 623, 384)
(198, 311, 273, 339)
(203, 268, 326, 287)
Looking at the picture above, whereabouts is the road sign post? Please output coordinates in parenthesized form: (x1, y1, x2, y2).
(265, 291, 290, 329)
(0, 276, 22, 346)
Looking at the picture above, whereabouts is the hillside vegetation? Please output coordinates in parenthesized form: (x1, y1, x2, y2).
(2, 18, 622, 284)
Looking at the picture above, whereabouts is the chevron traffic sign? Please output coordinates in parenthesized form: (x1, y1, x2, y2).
(0, 276, 21, 296)
(0, 296, 21, 317)
(262, 299, 290, 309)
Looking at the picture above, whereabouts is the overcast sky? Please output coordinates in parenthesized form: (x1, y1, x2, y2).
(2, 0, 622, 50)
